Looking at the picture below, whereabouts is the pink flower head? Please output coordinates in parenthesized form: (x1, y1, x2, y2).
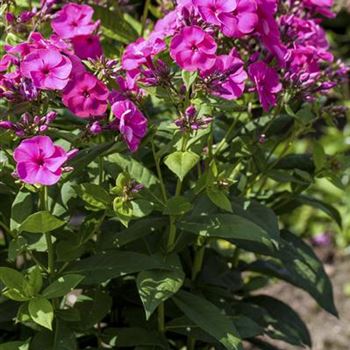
(51, 3, 99, 39)
(281, 15, 329, 51)
(71, 35, 103, 60)
(122, 34, 166, 71)
(154, 10, 179, 38)
(111, 100, 147, 152)
(255, 0, 286, 65)
(62, 72, 109, 118)
(202, 50, 247, 100)
(20, 49, 72, 90)
(194, 0, 258, 38)
(170, 26, 217, 72)
(14, 136, 68, 186)
(303, 0, 335, 18)
(248, 61, 282, 112)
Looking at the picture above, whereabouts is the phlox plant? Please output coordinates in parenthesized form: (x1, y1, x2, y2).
(0, 0, 348, 349)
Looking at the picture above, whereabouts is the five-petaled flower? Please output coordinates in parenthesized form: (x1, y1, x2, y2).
(111, 99, 148, 152)
(62, 72, 109, 118)
(170, 26, 217, 72)
(20, 49, 72, 90)
(14, 135, 68, 186)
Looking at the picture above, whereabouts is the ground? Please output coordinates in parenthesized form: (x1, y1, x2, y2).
(247, 252, 350, 350)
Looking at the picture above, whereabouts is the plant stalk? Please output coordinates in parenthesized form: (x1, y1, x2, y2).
(141, 0, 151, 36)
(40, 186, 54, 279)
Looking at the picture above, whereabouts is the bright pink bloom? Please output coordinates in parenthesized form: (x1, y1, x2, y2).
(255, 0, 286, 65)
(14, 136, 68, 186)
(51, 3, 99, 39)
(20, 49, 72, 90)
(122, 34, 166, 71)
(202, 50, 247, 100)
(62, 72, 109, 118)
(281, 15, 329, 51)
(111, 100, 147, 152)
(71, 35, 103, 60)
(303, 0, 335, 18)
(248, 61, 282, 112)
(154, 10, 179, 38)
(170, 26, 217, 72)
(194, 0, 258, 38)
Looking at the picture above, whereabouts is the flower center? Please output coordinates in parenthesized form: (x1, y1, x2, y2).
(83, 90, 90, 98)
(42, 66, 50, 75)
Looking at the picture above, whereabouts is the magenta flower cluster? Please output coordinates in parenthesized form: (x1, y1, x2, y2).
(122, 0, 347, 111)
(0, 0, 347, 187)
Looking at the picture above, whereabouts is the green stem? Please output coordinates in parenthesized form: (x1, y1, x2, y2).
(98, 156, 104, 185)
(40, 187, 54, 279)
(214, 113, 241, 156)
(158, 302, 165, 333)
(232, 247, 241, 269)
(152, 140, 168, 202)
(141, 0, 151, 36)
(191, 245, 205, 281)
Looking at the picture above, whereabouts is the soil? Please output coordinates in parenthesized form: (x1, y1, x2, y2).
(246, 251, 350, 350)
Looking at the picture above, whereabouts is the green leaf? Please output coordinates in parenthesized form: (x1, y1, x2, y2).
(173, 291, 242, 350)
(29, 297, 54, 330)
(27, 266, 43, 296)
(73, 290, 112, 330)
(108, 153, 159, 189)
(131, 199, 154, 218)
(179, 214, 277, 250)
(0, 267, 32, 301)
(76, 183, 111, 210)
(53, 320, 77, 350)
(164, 151, 200, 181)
(98, 217, 167, 250)
(65, 251, 172, 284)
(113, 197, 133, 227)
(163, 196, 193, 216)
(245, 296, 311, 347)
(247, 231, 337, 316)
(10, 191, 33, 231)
(207, 189, 232, 212)
(68, 141, 114, 178)
(313, 142, 326, 172)
(42, 274, 85, 299)
(8, 236, 27, 261)
(92, 5, 138, 44)
(19, 211, 65, 234)
(295, 195, 342, 228)
(137, 269, 184, 320)
(0, 340, 29, 350)
(182, 71, 198, 90)
(104, 328, 168, 348)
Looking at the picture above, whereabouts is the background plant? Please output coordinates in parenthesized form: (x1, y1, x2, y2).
(0, 0, 348, 349)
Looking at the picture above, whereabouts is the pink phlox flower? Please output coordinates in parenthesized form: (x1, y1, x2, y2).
(193, 0, 258, 38)
(71, 35, 103, 60)
(62, 72, 109, 118)
(14, 135, 68, 186)
(0, 54, 19, 72)
(202, 49, 247, 100)
(302, 0, 335, 18)
(111, 99, 147, 152)
(154, 10, 180, 38)
(170, 25, 217, 72)
(122, 34, 166, 71)
(280, 15, 329, 51)
(51, 3, 100, 39)
(248, 61, 282, 112)
(255, 0, 286, 66)
(20, 48, 72, 90)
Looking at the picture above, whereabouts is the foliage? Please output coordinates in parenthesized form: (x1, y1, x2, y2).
(0, 0, 348, 349)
